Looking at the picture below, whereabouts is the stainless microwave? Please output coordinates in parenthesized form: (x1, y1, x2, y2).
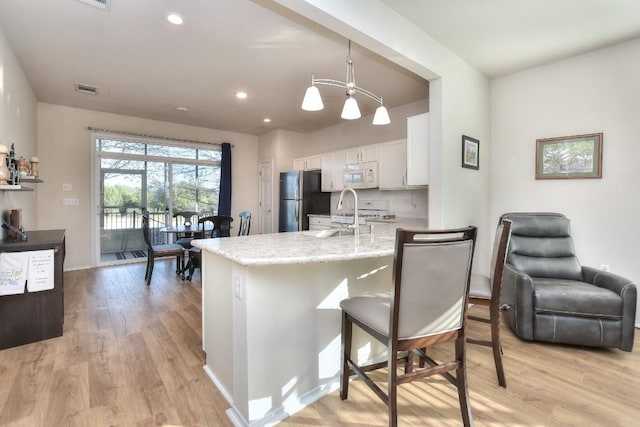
(344, 161, 378, 189)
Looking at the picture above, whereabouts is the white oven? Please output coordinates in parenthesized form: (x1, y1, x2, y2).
(344, 161, 378, 189)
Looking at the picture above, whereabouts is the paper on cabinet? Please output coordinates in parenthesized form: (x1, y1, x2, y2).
(0, 252, 29, 295)
(26, 249, 54, 292)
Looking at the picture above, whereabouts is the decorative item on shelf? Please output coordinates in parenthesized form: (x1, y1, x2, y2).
(30, 156, 40, 177)
(7, 143, 20, 185)
(18, 157, 30, 176)
(301, 40, 390, 125)
(0, 144, 9, 185)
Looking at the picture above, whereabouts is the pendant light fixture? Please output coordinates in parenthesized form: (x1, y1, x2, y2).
(301, 40, 390, 125)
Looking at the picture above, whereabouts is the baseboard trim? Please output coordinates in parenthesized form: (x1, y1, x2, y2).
(203, 364, 339, 427)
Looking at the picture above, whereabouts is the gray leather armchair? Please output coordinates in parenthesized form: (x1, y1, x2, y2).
(500, 212, 636, 351)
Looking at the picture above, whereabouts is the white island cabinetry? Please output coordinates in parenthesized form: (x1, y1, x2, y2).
(192, 231, 406, 426)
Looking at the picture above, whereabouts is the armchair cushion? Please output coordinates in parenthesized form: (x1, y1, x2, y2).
(532, 278, 622, 319)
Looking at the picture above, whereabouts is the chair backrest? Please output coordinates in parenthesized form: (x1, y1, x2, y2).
(487, 219, 512, 303)
(141, 213, 153, 252)
(199, 215, 234, 238)
(238, 211, 251, 236)
(173, 211, 199, 236)
(500, 212, 582, 280)
(392, 226, 477, 340)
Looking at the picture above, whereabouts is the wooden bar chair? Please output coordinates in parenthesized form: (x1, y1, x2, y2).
(467, 219, 512, 387)
(340, 226, 477, 427)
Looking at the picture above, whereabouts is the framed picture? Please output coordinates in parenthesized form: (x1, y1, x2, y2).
(535, 133, 603, 179)
(461, 135, 479, 170)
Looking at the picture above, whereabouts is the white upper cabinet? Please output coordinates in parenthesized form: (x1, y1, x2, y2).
(378, 139, 407, 190)
(321, 151, 346, 192)
(293, 155, 322, 171)
(345, 144, 379, 164)
(406, 113, 429, 186)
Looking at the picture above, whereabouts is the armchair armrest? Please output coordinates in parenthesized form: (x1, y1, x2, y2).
(582, 266, 637, 351)
(582, 266, 636, 295)
(501, 264, 536, 340)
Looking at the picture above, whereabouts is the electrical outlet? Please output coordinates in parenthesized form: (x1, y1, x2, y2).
(62, 183, 72, 191)
(233, 274, 243, 299)
(600, 264, 610, 272)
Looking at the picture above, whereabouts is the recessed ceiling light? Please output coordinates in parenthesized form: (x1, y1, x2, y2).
(235, 91, 248, 100)
(263, 118, 271, 123)
(167, 14, 183, 25)
(176, 106, 189, 112)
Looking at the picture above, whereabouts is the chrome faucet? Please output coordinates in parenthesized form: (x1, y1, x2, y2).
(337, 187, 359, 239)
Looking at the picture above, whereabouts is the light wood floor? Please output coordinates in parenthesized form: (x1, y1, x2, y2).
(0, 260, 638, 426)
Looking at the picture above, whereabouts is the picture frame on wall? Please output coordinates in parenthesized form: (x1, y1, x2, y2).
(461, 135, 479, 170)
(535, 133, 603, 179)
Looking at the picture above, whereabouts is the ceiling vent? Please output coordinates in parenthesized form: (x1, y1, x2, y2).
(73, 0, 111, 11)
(75, 83, 98, 95)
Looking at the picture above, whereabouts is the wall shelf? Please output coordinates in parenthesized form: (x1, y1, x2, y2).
(0, 177, 43, 191)
(19, 176, 43, 183)
(0, 185, 34, 192)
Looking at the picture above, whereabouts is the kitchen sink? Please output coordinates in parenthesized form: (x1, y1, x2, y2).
(303, 229, 353, 239)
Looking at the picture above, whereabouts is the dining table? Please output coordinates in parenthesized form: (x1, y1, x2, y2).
(159, 223, 214, 278)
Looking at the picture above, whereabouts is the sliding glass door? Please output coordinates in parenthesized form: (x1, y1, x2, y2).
(94, 136, 221, 266)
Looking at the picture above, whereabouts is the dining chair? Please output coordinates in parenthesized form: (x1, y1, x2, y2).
(340, 226, 477, 427)
(172, 211, 200, 248)
(467, 219, 512, 387)
(142, 213, 185, 285)
(186, 215, 234, 280)
(238, 211, 251, 236)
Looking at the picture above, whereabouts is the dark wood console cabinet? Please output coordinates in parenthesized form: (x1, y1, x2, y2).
(0, 229, 65, 350)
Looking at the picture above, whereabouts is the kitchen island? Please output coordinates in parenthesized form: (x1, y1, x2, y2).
(192, 222, 425, 426)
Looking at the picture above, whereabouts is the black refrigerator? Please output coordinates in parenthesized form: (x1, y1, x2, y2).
(279, 170, 330, 232)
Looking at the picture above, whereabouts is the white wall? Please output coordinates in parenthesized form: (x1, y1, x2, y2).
(0, 26, 38, 229)
(491, 38, 640, 321)
(37, 103, 259, 270)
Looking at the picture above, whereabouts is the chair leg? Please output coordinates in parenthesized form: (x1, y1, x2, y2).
(188, 257, 197, 281)
(491, 313, 507, 387)
(340, 311, 352, 401)
(455, 337, 473, 427)
(388, 349, 398, 427)
(146, 257, 155, 286)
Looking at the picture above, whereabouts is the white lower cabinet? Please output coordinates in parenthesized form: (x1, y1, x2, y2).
(308, 215, 333, 230)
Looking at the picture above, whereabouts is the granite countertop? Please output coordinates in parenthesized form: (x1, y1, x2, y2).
(191, 219, 428, 267)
